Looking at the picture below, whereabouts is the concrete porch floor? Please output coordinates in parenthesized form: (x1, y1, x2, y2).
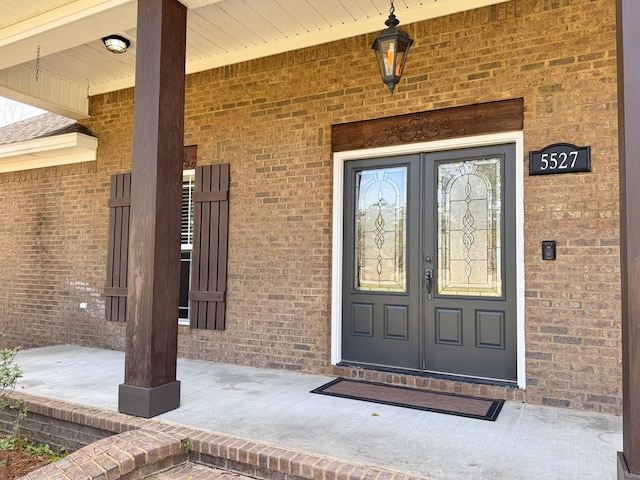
(13, 345, 622, 480)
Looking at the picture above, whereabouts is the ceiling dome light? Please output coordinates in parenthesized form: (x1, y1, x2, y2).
(102, 35, 131, 54)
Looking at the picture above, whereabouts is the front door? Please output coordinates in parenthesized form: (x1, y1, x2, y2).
(342, 144, 517, 381)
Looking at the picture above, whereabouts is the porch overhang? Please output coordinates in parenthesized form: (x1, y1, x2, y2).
(0, 131, 97, 173)
(0, 0, 509, 116)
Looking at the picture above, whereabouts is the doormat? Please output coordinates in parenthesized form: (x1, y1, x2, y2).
(311, 378, 504, 421)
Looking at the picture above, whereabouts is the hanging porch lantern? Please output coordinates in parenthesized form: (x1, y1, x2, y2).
(371, 0, 414, 95)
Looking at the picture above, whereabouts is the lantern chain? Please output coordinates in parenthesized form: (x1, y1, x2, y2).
(35, 45, 40, 82)
(389, 0, 395, 16)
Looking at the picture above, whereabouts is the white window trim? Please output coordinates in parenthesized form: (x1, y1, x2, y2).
(331, 131, 526, 389)
(179, 169, 196, 325)
(182, 168, 195, 251)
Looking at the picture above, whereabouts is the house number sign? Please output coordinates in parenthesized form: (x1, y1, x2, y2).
(529, 143, 591, 175)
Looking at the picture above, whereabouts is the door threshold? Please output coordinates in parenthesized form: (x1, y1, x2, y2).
(337, 361, 519, 389)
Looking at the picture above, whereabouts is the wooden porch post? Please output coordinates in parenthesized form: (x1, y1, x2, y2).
(617, 0, 640, 477)
(117, 0, 187, 418)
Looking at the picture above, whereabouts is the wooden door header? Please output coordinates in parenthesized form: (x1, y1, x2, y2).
(331, 98, 524, 153)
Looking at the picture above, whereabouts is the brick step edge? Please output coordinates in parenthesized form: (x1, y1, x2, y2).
(9, 391, 434, 480)
(20, 429, 188, 480)
(144, 461, 256, 480)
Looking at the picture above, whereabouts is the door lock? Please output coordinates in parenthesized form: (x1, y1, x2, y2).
(425, 268, 433, 301)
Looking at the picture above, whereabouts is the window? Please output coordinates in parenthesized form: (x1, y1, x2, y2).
(106, 162, 229, 330)
(179, 170, 195, 323)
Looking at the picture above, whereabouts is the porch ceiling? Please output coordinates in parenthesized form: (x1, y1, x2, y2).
(0, 0, 508, 118)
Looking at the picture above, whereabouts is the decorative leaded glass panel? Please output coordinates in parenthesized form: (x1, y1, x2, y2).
(437, 157, 502, 297)
(354, 167, 407, 292)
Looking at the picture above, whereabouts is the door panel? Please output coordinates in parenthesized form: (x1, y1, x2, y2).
(342, 156, 421, 369)
(434, 308, 463, 345)
(424, 145, 516, 381)
(342, 144, 517, 381)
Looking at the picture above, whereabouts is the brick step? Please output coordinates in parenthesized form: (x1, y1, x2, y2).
(17, 403, 428, 480)
(332, 366, 526, 403)
(145, 462, 255, 480)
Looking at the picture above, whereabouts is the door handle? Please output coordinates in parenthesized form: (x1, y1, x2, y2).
(425, 268, 433, 301)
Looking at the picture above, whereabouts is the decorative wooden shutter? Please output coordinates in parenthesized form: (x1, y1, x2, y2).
(190, 164, 230, 330)
(105, 173, 131, 322)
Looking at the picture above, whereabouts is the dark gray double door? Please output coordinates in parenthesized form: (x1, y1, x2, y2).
(342, 144, 517, 381)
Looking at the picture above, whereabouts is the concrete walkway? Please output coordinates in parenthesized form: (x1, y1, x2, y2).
(14, 345, 622, 480)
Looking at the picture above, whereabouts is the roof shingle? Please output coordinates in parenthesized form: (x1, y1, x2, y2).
(0, 112, 96, 146)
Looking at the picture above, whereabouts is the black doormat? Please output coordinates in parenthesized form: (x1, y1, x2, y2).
(311, 378, 504, 421)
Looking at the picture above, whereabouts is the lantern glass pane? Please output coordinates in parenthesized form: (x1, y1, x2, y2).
(380, 38, 396, 78)
(394, 50, 406, 77)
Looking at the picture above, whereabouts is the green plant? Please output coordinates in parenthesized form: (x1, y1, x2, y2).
(0, 336, 23, 468)
(0, 342, 21, 402)
(181, 438, 192, 453)
(0, 336, 67, 471)
(23, 442, 67, 464)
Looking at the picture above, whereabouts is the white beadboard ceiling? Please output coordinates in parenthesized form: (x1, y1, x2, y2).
(0, 0, 508, 117)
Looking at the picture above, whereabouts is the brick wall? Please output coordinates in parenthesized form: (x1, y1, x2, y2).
(0, 0, 621, 413)
(0, 406, 111, 452)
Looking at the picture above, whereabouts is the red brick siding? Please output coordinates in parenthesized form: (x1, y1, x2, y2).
(0, 0, 621, 413)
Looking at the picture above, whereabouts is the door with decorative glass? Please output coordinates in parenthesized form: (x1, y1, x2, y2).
(342, 144, 517, 381)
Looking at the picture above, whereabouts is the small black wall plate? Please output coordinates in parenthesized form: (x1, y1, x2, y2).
(542, 241, 556, 260)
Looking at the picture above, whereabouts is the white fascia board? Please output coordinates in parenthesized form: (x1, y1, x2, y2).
(181, 0, 224, 9)
(0, 133, 98, 173)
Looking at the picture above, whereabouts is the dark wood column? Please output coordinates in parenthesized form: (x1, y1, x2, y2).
(617, 0, 640, 477)
(118, 0, 187, 418)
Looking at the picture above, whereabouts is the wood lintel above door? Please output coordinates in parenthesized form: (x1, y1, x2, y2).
(331, 98, 524, 153)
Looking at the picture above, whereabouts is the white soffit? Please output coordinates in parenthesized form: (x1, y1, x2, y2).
(0, 0, 137, 70)
(0, 132, 98, 173)
(0, 0, 510, 103)
(183, 0, 510, 82)
(0, 65, 89, 120)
